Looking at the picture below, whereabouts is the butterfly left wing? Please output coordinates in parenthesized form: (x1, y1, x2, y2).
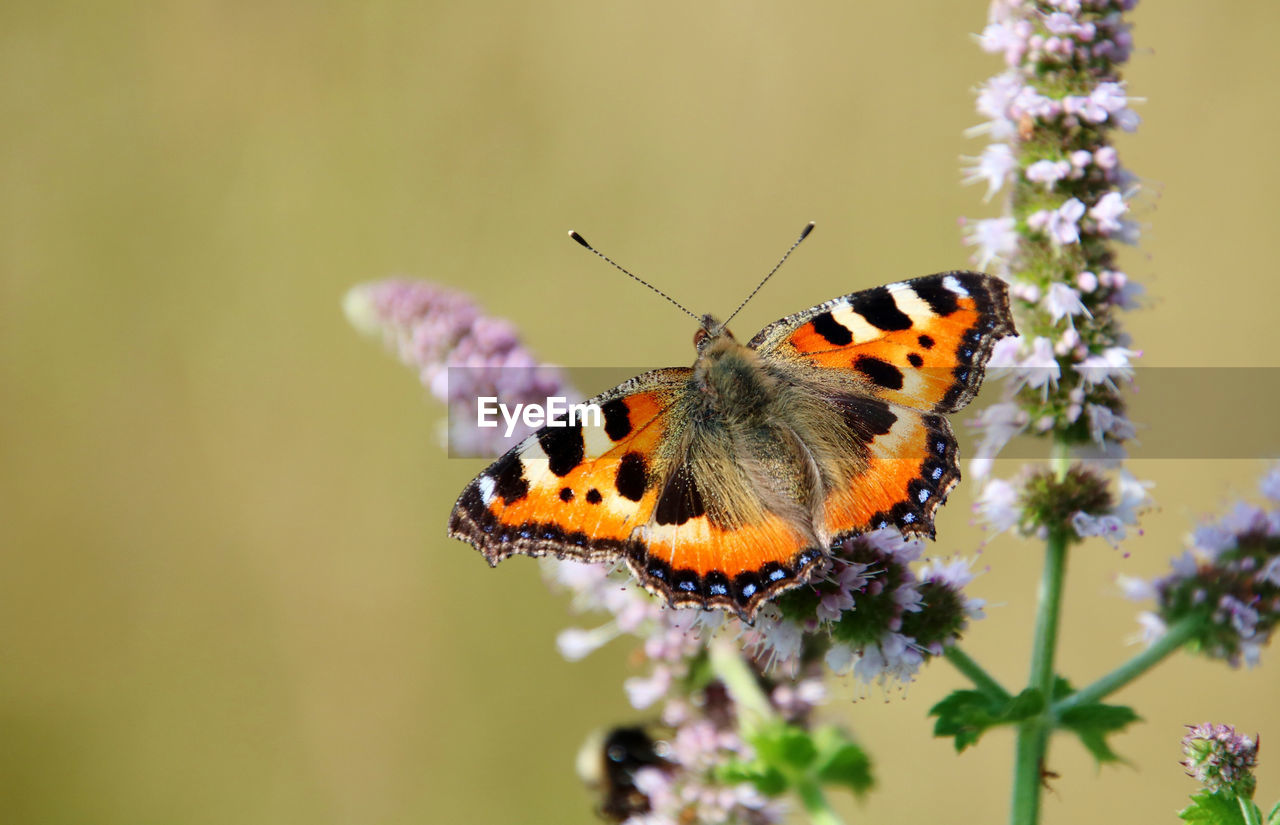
(449, 368, 690, 567)
(450, 366, 828, 619)
(749, 271, 1014, 540)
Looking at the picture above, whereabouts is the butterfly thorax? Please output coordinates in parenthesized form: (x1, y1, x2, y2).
(691, 324, 779, 422)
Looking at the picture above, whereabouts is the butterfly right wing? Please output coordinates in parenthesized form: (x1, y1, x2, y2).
(749, 271, 1014, 413)
(746, 272, 1012, 541)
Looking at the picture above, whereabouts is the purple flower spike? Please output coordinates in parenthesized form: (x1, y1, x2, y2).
(1132, 464, 1280, 668)
(964, 0, 1150, 549)
(345, 279, 575, 456)
(1181, 723, 1260, 798)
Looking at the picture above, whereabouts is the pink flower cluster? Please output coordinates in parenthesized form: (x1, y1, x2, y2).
(1180, 722, 1260, 797)
(1123, 466, 1280, 668)
(345, 279, 573, 456)
(962, 0, 1151, 554)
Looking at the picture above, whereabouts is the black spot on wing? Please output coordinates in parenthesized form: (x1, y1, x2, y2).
(810, 311, 853, 346)
(835, 395, 897, 443)
(538, 424, 585, 477)
(643, 554, 672, 583)
(907, 352, 924, 368)
(732, 571, 762, 605)
(559, 486, 574, 502)
(672, 569, 703, 597)
(704, 570, 730, 598)
(615, 452, 648, 502)
(854, 355, 904, 390)
(852, 287, 913, 331)
(911, 276, 960, 317)
(586, 488, 603, 504)
(654, 468, 706, 526)
(491, 453, 529, 504)
(918, 334, 935, 349)
(601, 398, 632, 441)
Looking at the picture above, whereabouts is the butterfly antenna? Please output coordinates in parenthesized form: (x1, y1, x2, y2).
(723, 221, 815, 326)
(568, 230, 700, 323)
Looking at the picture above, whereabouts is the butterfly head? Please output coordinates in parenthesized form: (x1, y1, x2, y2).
(693, 314, 734, 353)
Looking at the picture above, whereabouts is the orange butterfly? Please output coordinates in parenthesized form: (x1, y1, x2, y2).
(449, 226, 1014, 620)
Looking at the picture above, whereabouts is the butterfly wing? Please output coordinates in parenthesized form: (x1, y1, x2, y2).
(449, 368, 689, 567)
(450, 367, 827, 619)
(749, 271, 1014, 540)
(750, 271, 1014, 413)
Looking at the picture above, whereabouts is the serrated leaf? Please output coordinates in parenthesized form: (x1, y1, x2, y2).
(1179, 789, 1248, 824)
(1004, 689, 1046, 721)
(1058, 701, 1140, 765)
(929, 688, 1045, 752)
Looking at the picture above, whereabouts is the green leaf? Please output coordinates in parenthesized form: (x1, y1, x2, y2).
(749, 722, 817, 770)
(805, 725, 874, 797)
(929, 688, 1045, 752)
(816, 743, 873, 796)
(718, 759, 790, 797)
(1058, 701, 1140, 764)
(1179, 790, 1248, 824)
(1265, 799, 1280, 825)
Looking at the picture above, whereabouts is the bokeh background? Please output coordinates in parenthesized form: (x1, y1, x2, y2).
(3, 2, 1279, 823)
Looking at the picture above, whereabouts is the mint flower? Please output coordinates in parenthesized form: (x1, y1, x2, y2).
(963, 216, 1020, 269)
(1026, 197, 1086, 246)
(344, 279, 573, 456)
(963, 144, 1018, 200)
(963, 0, 1144, 455)
(1128, 465, 1280, 667)
(1181, 723, 1259, 799)
(963, 0, 1152, 569)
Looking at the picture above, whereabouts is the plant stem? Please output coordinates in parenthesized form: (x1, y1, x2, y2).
(1010, 526, 1069, 825)
(1239, 796, 1262, 825)
(796, 778, 846, 825)
(707, 639, 848, 825)
(707, 638, 772, 725)
(945, 647, 1011, 700)
(1053, 615, 1200, 714)
(1010, 439, 1073, 825)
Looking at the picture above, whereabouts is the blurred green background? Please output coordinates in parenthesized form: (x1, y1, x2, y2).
(3, 2, 1278, 823)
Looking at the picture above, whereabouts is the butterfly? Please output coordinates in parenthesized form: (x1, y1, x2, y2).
(449, 226, 1015, 620)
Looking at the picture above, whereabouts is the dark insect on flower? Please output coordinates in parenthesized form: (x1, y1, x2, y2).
(578, 726, 671, 823)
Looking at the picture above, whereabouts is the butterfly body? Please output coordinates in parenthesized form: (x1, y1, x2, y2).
(449, 271, 1014, 620)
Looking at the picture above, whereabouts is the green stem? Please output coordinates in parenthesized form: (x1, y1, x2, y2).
(1011, 438, 1073, 825)
(1011, 719, 1051, 825)
(1010, 527, 1070, 825)
(708, 640, 848, 825)
(1050, 438, 1070, 481)
(1028, 529, 1069, 706)
(945, 647, 1011, 700)
(1053, 615, 1201, 715)
(707, 638, 772, 727)
(1239, 795, 1262, 825)
(796, 778, 846, 825)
